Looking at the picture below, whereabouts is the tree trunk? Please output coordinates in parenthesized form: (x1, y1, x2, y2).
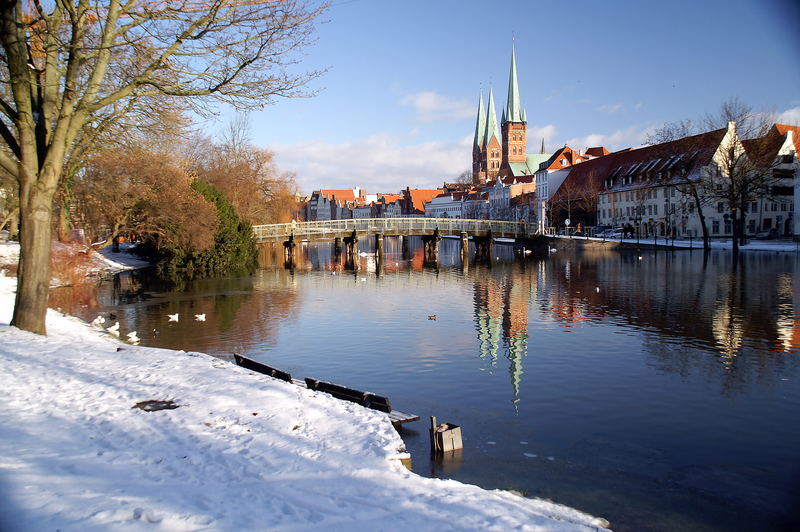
(690, 186, 711, 250)
(11, 180, 55, 335)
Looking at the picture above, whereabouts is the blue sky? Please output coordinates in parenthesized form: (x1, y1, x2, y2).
(209, 0, 800, 194)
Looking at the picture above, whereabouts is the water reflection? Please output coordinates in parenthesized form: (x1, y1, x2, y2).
(50, 241, 800, 532)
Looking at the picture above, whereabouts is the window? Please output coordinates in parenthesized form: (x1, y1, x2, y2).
(648, 205, 653, 215)
(748, 219, 756, 233)
(724, 219, 732, 234)
(712, 219, 720, 234)
(781, 203, 787, 211)
(772, 202, 778, 212)
(717, 202, 724, 213)
(654, 205, 659, 215)
(663, 188, 668, 198)
(751, 201, 758, 213)
(671, 187, 676, 197)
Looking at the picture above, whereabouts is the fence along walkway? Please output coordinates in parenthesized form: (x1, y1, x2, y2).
(252, 218, 547, 242)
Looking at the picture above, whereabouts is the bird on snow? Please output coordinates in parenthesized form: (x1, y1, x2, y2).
(90, 315, 106, 328)
(126, 331, 140, 344)
(194, 313, 206, 321)
(106, 322, 120, 337)
(167, 313, 179, 322)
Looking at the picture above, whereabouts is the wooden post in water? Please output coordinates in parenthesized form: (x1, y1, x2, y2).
(376, 233, 384, 260)
(422, 227, 440, 266)
(401, 235, 411, 260)
(283, 233, 296, 268)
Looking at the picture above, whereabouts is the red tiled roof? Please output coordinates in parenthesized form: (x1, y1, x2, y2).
(320, 189, 356, 201)
(742, 123, 800, 167)
(379, 194, 403, 204)
(552, 127, 727, 201)
(585, 146, 609, 157)
(406, 189, 444, 213)
(775, 123, 800, 154)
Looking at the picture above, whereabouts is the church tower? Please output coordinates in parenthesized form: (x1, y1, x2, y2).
(483, 88, 502, 181)
(501, 46, 527, 169)
(472, 92, 486, 183)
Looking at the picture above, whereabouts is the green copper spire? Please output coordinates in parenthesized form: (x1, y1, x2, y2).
(473, 92, 486, 149)
(505, 46, 524, 123)
(484, 88, 501, 146)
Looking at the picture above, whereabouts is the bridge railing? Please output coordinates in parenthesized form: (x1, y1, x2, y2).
(252, 218, 545, 242)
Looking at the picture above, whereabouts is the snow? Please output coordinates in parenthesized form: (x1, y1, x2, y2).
(566, 234, 800, 252)
(0, 269, 610, 531)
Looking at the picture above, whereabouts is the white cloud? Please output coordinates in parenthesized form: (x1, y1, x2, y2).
(776, 106, 800, 126)
(400, 91, 475, 123)
(597, 103, 624, 114)
(563, 125, 652, 152)
(272, 133, 472, 194)
(528, 124, 557, 144)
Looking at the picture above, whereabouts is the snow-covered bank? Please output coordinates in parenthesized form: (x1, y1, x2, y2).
(0, 273, 610, 531)
(560, 234, 800, 252)
(0, 241, 151, 280)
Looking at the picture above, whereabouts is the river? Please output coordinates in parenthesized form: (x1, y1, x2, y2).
(52, 237, 800, 532)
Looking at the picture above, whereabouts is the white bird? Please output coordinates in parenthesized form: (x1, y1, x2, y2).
(549, 248, 557, 252)
(596, 287, 600, 293)
(359, 251, 367, 257)
(638, 256, 643, 260)
(194, 313, 206, 321)
(167, 313, 179, 322)
(524, 249, 532, 255)
(90, 315, 106, 328)
(106, 321, 120, 337)
(126, 331, 140, 344)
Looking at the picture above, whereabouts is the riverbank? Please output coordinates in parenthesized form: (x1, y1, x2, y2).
(0, 269, 610, 531)
(553, 234, 800, 252)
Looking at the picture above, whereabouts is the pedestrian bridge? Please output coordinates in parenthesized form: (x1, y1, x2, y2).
(252, 218, 549, 243)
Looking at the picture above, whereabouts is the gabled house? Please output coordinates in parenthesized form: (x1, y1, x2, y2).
(402, 187, 444, 217)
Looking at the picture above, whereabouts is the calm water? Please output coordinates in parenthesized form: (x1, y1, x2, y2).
(55, 238, 800, 531)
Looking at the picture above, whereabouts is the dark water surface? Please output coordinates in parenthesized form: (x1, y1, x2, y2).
(54, 238, 800, 531)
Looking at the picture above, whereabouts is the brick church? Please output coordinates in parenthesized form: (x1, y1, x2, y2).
(472, 47, 547, 184)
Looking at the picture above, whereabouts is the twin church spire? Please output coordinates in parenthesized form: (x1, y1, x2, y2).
(472, 46, 529, 183)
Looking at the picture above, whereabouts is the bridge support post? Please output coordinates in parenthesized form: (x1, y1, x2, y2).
(334, 237, 342, 256)
(283, 233, 297, 268)
(375, 233, 384, 260)
(460, 232, 469, 257)
(422, 227, 440, 266)
(473, 230, 493, 262)
(401, 235, 410, 260)
(343, 230, 359, 270)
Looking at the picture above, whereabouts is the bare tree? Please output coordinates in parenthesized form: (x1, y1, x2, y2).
(76, 147, 219, 251)
(0, 0, 328, 334)
(645, 99, 773, 250)
(702, 99, 777, 253)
